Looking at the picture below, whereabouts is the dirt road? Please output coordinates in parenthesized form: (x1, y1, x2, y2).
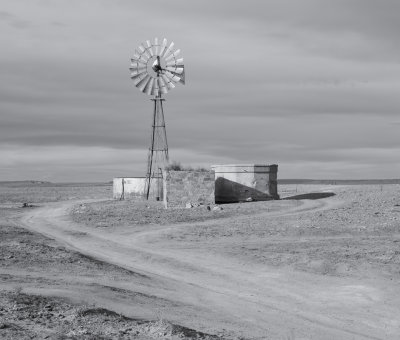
(17, 193, 400, 340)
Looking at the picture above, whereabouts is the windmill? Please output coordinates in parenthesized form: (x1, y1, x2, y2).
(129, 38, 185, 200)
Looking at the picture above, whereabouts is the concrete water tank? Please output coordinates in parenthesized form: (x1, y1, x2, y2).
(211, 164, 279, 203)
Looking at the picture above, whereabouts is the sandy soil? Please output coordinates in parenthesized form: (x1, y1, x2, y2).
(1, 183, 400, 339)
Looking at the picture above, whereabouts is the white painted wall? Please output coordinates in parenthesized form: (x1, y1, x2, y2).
(113, 177, 163, 200)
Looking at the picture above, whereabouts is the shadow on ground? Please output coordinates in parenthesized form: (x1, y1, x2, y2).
(283, 192, 336, 200)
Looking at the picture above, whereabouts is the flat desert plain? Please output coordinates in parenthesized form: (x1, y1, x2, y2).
(1, 182, 400, 339)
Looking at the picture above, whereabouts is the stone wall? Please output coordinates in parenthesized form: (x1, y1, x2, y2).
(163, 170, 215, 208)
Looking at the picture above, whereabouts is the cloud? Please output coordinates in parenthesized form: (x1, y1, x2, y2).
(0, 0, 399, 180)
(0, 10, 13, 20)
(0, 9, 34, 29)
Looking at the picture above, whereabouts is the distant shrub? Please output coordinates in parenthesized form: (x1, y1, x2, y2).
(194, 166, 209, 172)
(165, 161, 208, 172)
(165, 161, 184, 171)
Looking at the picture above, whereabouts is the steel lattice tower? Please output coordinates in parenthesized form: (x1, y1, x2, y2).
(145, 94, 169, 200)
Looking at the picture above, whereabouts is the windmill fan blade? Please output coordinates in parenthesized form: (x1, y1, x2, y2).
(130, 70, 147, 81)
(166, 58, 184, 67)
(134, 49, 149, 62)
(179, 67, 185, 85)
(135, 49, 148, 59)
(131, 56, 147, 65)
(139, 76, 152, 93)
(159, 38, 167, 57)
(166, 66, 184, 74)
(131, 68, 146, 76)
(150, 79, 156, 96)
(166, 81, 175, 90)
(130, 65, 147, 72)
(165, 49, 180, 62)
(161, 74, 175, 90)
(154, 37, 159, 55)
(175, 58, 184, 64)
(163, 72, 174, 84)
(146, 40, 154, 56)
(165, 71, 181, 83)
(168, 69, 185, 85)
(138, 45, 147, 57)
(130, 60, 146, 69)
(130, 62, 146, 69)
(131, 69, 147, 79)
(132, 56, 148, 65)
(141, 43, 151, 58)
(158, 77, 169, 94)
(132, 76, 147, 87)
(151, 78, 158, 95)
(136, 74, 150, 90)
(157, 77, 168, 94)
(132, 75, 146, 86)
(144, 77, 153, 95)
(162, 42, 174, 58)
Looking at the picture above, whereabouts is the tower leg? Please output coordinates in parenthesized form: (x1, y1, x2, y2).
(145, 94, 169, 200)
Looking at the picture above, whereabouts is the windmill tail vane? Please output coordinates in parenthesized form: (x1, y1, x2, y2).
(129, 38, 185, 200)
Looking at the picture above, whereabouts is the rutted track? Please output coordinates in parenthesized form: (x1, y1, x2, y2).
(18, 198, 400, 339)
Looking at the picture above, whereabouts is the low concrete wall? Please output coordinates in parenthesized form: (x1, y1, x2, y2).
(212, 164, 279, 203)
(163, 170, 215, 208)
(113, 177, 162, 200)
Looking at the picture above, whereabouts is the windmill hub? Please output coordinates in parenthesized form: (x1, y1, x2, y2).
(151, 57, 162, 73)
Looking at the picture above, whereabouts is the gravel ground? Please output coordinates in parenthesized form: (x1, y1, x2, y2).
(0, 221, 224, 340)
(0, 220, 145, 277)
(163, 184, 400, 278)
(70, 198, 297, 228)
(69, 184, 400, 279)
(0, 290, 221, 340)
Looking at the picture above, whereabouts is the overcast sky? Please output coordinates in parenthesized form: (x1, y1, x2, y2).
(1, 0, 399, 182)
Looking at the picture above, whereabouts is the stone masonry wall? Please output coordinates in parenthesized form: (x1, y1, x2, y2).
(163, 170, 215, 208)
